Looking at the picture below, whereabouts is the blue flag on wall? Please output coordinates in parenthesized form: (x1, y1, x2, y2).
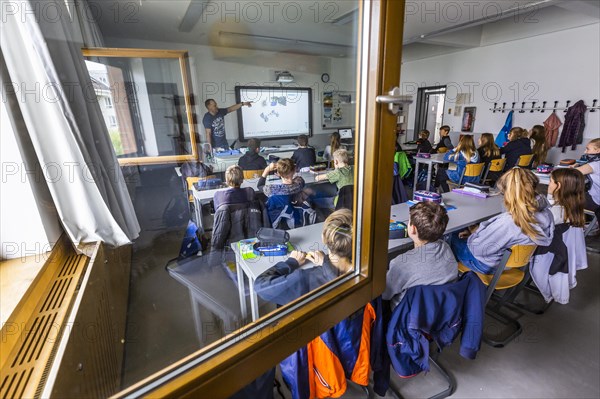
(495, 111, 514, 147)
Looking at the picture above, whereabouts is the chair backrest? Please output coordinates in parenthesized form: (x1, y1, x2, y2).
(437, 147, 449, 154)
(506, 245, 538, 268)
(464, 162, 485, 178)
(488, 158, 506, 172)
(186, 177, 200, 202)
(517, 154, 534, 167)
(483, 244, 537, 303)
(243, 169, 264, 179)
(336, 185, 354, 211)
(211, 202, 263, 249)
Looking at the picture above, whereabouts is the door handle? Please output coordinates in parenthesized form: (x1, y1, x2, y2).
(376, 87, 413, 115)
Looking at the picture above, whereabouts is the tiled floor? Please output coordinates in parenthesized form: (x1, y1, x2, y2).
(121, 166, 600, 398)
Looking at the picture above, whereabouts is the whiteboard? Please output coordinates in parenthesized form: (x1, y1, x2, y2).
(235, 86, 312, 140)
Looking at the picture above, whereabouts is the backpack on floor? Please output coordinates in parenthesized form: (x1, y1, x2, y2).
(179, 220, 202, 258)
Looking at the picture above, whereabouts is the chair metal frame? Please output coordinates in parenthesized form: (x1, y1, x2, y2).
(388, 347, 456, 399)
(481, 158, 507, 186)
(584, 210, 599, 253)
(459, 245, 536, 348)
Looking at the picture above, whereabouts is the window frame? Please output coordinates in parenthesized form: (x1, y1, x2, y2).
(112, 0, 406, 396)
(81, 48, 199, 166)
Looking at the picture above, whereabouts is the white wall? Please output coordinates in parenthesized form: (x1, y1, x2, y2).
(400, 23, 600, 164)
(1, 103, 61, 260)
(104, 37, 357, 149)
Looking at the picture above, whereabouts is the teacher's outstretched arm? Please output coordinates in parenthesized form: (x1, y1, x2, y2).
(227, 101, 252, 113)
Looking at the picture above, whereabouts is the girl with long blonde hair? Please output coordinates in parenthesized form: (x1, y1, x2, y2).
(449, 168, 554, 274)
(477, 133, 501, 164)
(434, 134, 479, 192)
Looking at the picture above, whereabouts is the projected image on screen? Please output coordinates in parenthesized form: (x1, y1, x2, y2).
(235, 86, 312, 141)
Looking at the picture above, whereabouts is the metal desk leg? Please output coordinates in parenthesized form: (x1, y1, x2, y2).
(413, 160, 420, 190)
(194, 196, 204, 233)
(235, 251, 248, 321)
(426, 161, 433, 191)
(249, 281, 260, 321)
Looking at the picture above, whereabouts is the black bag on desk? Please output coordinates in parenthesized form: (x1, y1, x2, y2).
(256, 228, 290, 246)
(181, 161, 214, 179)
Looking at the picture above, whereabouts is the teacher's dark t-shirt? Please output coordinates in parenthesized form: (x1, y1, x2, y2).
(203, 108, 229, 149)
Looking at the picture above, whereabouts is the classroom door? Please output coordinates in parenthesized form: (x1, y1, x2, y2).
(114, 1, 406, 397)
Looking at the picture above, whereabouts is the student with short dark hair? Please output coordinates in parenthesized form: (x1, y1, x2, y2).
(434, 125, 454, 152)
(382, 202, 457, 310)
(292, 134, 316, 171)
(416, 129, 433, 154)
(238, 138, 267, 171)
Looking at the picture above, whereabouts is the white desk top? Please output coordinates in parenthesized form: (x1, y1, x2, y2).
(533, 171, 550, 185)
(388, 192, 505, 253)
(413, 153, 448, 165)
(192, 171, 329, 202)
(231, 223, 325, 281)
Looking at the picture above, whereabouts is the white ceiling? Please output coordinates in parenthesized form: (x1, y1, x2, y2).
(96, 0, 600, 61)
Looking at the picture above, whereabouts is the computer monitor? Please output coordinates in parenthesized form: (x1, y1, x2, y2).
(338, 128, 353, 139)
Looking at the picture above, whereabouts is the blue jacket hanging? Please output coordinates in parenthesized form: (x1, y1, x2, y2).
(495, 111, 514, 147)
(386, 272, 486, 378)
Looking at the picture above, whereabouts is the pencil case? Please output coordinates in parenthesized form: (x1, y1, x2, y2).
(413, 190, 442, 203)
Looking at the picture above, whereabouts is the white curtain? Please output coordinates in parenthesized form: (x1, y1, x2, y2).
(1, 0, 140, 246)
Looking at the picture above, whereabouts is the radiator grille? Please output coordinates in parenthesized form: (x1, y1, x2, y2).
(1, 254, 87, 399)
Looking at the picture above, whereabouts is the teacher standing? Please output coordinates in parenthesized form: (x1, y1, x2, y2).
(203, 98, 252, 150)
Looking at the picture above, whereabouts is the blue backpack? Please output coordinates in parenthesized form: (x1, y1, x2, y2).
(179, 220, 202, 258)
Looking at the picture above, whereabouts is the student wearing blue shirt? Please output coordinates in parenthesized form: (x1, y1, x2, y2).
(434, 134, 480, 193)
(203, 98, 251, 150)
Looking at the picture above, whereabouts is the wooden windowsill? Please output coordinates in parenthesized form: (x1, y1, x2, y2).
(0, 253, 50, 326)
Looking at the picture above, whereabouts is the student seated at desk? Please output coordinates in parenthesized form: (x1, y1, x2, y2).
(291, 134, 316, 171)
(500, 127, 532, 169)
(382, 202, 457, 310)
(416, 129, 433, 154)
(254, 209, 352, 306)
(530, 125, 549, 168)
(258, 159, 307, 229)
(212, 165, 255, 210)
(323, 131, 346, 162)
(433, 125, 454, 153)
(315, 149, 353, 204)
(254, 210, 387, 399)
(434, 134, 480, 193)
(238, 138, 267, 171)
(477, 133, 502, 185)
(449, 168, 554, 275)
(574, 138, 600, 224)
(547, 168, 586, 225)
(477, 133, 501, 165)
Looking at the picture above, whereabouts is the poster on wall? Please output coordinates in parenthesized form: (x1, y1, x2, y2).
(322, 91, 355, 129)
(461, 107, 476, 132)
